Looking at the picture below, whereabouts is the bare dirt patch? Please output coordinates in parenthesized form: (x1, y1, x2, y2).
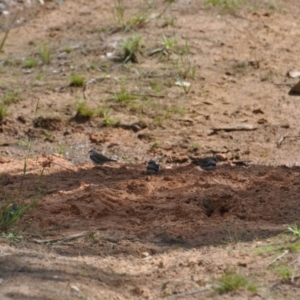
(1, 0, 300, 299)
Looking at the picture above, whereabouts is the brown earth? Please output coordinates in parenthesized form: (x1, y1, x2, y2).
(1, 0, 300, 299)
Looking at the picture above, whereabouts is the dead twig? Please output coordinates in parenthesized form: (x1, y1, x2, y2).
(32, 231, 88, 244)
(277, 135, 300, 148)
(267, 250, 289, 267)
(211, 124, 257, 133)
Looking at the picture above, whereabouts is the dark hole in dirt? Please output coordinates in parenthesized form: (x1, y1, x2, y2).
(219, 206, 229, 215)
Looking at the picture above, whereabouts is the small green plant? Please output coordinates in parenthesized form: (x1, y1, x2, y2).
(57, 142, 65, 155)
(2, 232, 23, 241)
(0, 10, 19, 53)
(167, 105, 187, 116)
(151, 141, 161, 149)
(97, 107, 119, 126)
(125, 13, 148, 31)
(287, 224, 300, 237)
(35, 71, 44, 81)
(16, 139, 32, 149)
(149, 35, 178, 57)
(38, 44, 51, 64)
(177, 55, 196, 80)
(216, 271, 257, 294)
(0, 102, 8, 120)
(118, 35, 144, 63)
(70, 73, 85, 87)
(273, 265, 293, 281)
(260, 151, 268, 157)
(149, 79, 163, 93)
(191, 142, 200, 150)
(43, 130, 52, 141)
(161, 17, 176, 28)
(3, 91, 19, 105)
(63, 46, 73, 53)
(205, 0, 242, 11)
(0, 203, 26, 232)
(112, 86, 137, 103)
(23, 57, 38, 68)
(75, 101, 94, 120)
(154, 115, 168, 126)
(114, 0, 125, 24)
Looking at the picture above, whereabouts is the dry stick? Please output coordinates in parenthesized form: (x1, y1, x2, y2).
(32, 231, 88, 244)
(169, 284, 215, 298)
(277, 135, 300, 148)
(105, 90, 165, 98)
(267, 250, 289, 267)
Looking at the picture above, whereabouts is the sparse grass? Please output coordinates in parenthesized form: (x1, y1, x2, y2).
(113, 0, 149, 31)
(75, 101, 94, 120)
(216, 271, 257, 294)
(57, 142, 65, 155)
(118, 35, 145, 63)
(16, 139, 32, 149)
(125, 13, 148, 31)
(287, 224, 300, 237)
(70, 73, 85, 87)
(0, 102, 8, 120)
(3, 91, 19, 105)
(96, 107, 119, 126)
(38, 44, 51, 64)
(0, 203, 27, 232)
(149, 79, 163, 93)
(272, 265, 293, 281)
(112, 86, 137, 103)
(23, 57, 38, 68)
(161, 17, 176, 28)
(0, 10, 19, 53)
(177, 54, 196, 80)
(167, 105, 187, 116)
(2, 232, 23, 241)
(43, 130, 52, 142)
(205, 0, 242, 11)
(0, 157, 48, 232)
(113, 0, 125, 25)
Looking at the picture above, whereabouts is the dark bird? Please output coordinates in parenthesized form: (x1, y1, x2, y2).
(147, 160, 160, 174)
(191, 156, 217, 170)
(89, 149, 117, 165)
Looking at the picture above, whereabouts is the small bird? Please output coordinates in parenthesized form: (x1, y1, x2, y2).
(147, 160, 160, 174)
(89, 149, 117, 165)
(191, 156, 217, 170)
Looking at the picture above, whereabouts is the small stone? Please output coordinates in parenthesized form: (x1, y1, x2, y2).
(141, 252, 150, 258)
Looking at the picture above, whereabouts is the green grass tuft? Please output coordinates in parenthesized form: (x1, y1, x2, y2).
(216, 271, 257, 294)
(38, 44, 51, 64)
(118, 35, 144, 63)
(205, 0, 242, 11)
(75, 101, 94, 120)
(23, 57, 38, 68)
(70, 73, 85, 87)
(0, 102, 8, 120)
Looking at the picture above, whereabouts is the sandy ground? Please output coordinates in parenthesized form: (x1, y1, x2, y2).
(1, 0, 300, 299)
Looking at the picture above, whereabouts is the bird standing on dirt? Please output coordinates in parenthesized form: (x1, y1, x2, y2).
(190, 156, 217, 170)
(89, 149, 117, 165)
(147, 160, 160, 174)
